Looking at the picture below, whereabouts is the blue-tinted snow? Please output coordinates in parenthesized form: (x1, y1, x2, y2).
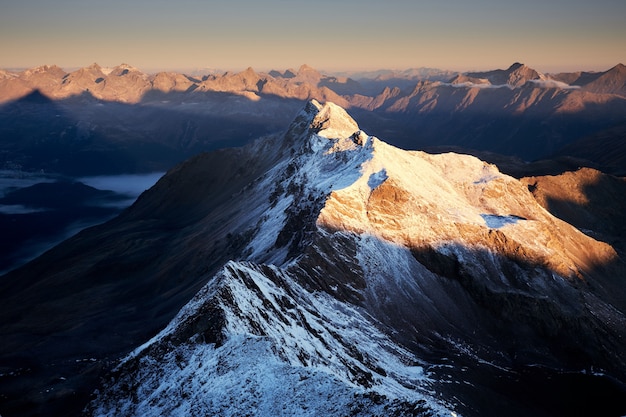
(367, 168, 388, 189)
(481, 214, 525, 229)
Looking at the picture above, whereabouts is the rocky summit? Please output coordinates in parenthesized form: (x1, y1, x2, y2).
(1, 100, 626, 417)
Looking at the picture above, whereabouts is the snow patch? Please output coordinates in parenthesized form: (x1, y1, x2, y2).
(481, 214, 525, 229)
(367, 168, 388, 189)
(473, 169, 502, 184)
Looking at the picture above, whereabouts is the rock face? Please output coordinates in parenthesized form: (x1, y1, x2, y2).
(550, 63, 626, 96)
(43, 100, 622, 416)
(450, 62, 545, 88)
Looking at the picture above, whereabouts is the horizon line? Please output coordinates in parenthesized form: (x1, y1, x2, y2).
(2, 61, 624, 76)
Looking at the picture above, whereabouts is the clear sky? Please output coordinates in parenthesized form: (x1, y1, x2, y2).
(1, 0, 624, 73)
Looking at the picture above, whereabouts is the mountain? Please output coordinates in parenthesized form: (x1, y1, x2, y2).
(331, 67, 458, 95)
(549, 63, 626, 97)
(449, 62, 545, 87)
(521, 167, 626, 252)
(151, 71, 196, 93)
(1, 62, 626, 176)
(2, 100, 625, 417)
(58, 63, 107, 97)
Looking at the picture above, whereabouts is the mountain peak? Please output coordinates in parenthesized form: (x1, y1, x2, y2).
(86, 62, 103, 71)
(109, 63, 144, 77)
(295, 64, 323, 84)
(114, 63, 138, 71)
(242, 66, 257, 75)
(465, 62, 543, 87)
(20, 64, 66, 79)
(579, 62, 626, 96)
(73, 63, 106, 78)
(307, 99, 360, 140)
(298, 64, 317, 74)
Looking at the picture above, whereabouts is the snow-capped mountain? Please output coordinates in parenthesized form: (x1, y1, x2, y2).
(1, 62, 626, 177)
(69, 100, 625, 416)
(448, 62, 545, 88)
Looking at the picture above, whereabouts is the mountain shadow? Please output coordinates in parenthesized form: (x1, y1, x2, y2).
(554, 122, 626, 176)
(0, 89, 304, 176)
(350, 94, 626, 166)
(405, 241, 626, 417)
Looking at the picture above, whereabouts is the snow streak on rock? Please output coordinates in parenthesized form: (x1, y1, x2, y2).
(91, 260, 454, 416)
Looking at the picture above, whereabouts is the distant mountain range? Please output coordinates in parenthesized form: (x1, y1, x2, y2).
(1, 62, 625, 175)
(2, 100, 625, 417)
(2, 62, 624, 103)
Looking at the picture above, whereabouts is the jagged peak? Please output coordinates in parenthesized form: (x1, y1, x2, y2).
(86, 62, 103, 71)
(110, 63, 144, 77)
(71, 63, 106, 77)
(114, 63, 139, 71)
(20, 64, 65, 77)
(507, 62, 525, 71)
(465, 62, 544, 87)
(298, 64, 318, 74)
(608, 63, 626, 73)
(281, 100, 364, 160)
(268, 68, 297, 79)
(241, 66, 257, 76)
(295, 64, 323, 84)
(307, 100, 360, 140)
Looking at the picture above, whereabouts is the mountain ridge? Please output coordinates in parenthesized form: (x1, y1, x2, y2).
(2, 99, 625, 416)
(2, 61, 625, 104)
(449, 62, 545, 87)
(2, 61, 625, 173)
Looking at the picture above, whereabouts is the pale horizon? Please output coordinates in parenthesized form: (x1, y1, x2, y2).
(1, 0, 625, 75)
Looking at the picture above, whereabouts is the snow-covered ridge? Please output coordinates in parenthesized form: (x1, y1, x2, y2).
(308, 109, 615, 281)
(87, 100, 626, 417)
(89, 100, 460, 416)
(92, 260, 456, 417)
